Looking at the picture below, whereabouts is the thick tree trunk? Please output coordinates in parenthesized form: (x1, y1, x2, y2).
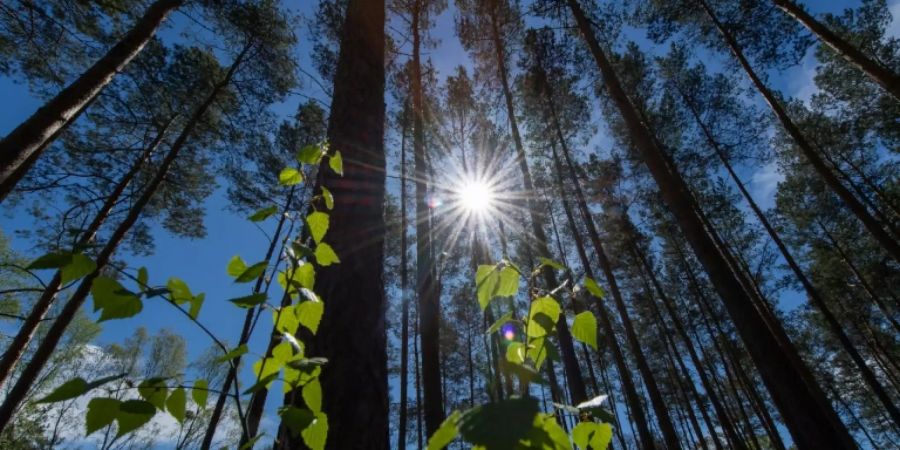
(0, 0, 183, 202)
(680, 90, 900, 428)
(773, 0, 900, 101)
(695, 0, 900, 263)
(278, 0, 387, 447)
(0, 119, 171, 391)
(0, 42, 247, 432)
(549, 146, 657, 449)
(565, 1, 857, 447)
(486, 6, 587, 406)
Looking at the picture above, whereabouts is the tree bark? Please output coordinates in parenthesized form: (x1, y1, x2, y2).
(0, 119, 171, 391)
(565, 1, 858, 447)
(397, 105, 410, 450)
(278, 0, 387, 447)
(0, 0, 183, 202)
(0, 41, 248, 432)
(773, 0, 900, 101)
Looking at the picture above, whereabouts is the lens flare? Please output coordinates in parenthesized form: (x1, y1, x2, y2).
(457, 180, 493, 212)
(501, 323, 516, 341)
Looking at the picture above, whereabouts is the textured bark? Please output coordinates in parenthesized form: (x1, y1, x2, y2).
(549, 145, 657, 449)
(0, 0, 183, 202)
(278, 0, 387, 447)
(773, 0, 900, 101)
(695, 0, 900, 263)
(0, 120, 170, 391)
(566, 1, 857, 447)
(0, 43, 247, 432)
(680, 90, 900, 428)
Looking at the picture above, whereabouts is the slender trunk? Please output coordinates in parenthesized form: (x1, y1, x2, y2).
(656, 314, 709, 450)
(397, 107, 410, 450)
(567, 1, 858, 446)
(200, 187, 295, 450)
(415, 303, 424, 449)
(278, 0, 387, 447)
(0, 0, 184, 202)
(0, 120, 171, 390)
(695, 0, 900, 262)
(0, 42, 248, 432)
(772, 0, 900, 101)
(548, 146, 657, 449)
(486, 5, 587, 406)
(680, 88, 900, 425)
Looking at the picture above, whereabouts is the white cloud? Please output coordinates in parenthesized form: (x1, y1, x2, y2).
(750, 160, 784, 210)
(888, 1, 900, 40)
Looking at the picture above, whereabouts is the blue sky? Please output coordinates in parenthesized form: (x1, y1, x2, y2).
(1, 0, 898, 447)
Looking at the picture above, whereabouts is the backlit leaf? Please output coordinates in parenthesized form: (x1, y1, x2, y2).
(314, 243, 339, 266)
(167, 387, 186, 423)
(167, 277, 192, 303)
(329, 151, 343, 176)
(249, 205, 279, 222)
(584, 278, 606, 299)
(506, 342, 526, 364)
(306, 212, 329, 244)
(116, 400, 156, 437)
(86, 398, 120, 435)
(458, 397, 540, 448)
(427, 410, 461, 450)
(61, 253, 96, 284)
(235, 261, 267, 283)
(279, 167, 303, 186)
(228, 293, 267, 308)
(27, 252, 72, 270)
(35, 378, 87, 403)
(227, 255, 247, 277)
(297, 144, 323, 164)
(302, 378, 322, 413)
(193, 380, 209, 408)
(216, 344, 249, 363)
(296, 300, 324, 334)
(138, 378, 168, 411)
(527, 296, 561, 339)
(321, 186, 334, 210)
(91, 276, 142, 322)
(302, 411, 328, 450)
(572, 311, 598, 350)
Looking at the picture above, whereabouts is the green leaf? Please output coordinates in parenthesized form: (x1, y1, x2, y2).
(227, 255, 247, 277)
(475, 265, 499, 310)
(167, 277, 192, 303)
(240, 435, 265, 450)
(278, 263, 316, 294)
(506, 342, 526, 364)
(572, 311, 598, 350)
(188, 293, 204, 320)
(458, 397, 540, 448)
(427, 410, 461, 450)
(137, 267, 148, 288)
(496, 266, 520, 297)
(321, 187, 334, 210)
(526, 337, 550, 369)
(166, 387, 186, 423)
(296, 300, 324, 334)
(584, 278, 606, 299)
(35, 378, 87, 403)
(280, 406, 314, 438)
(297, 144, 323, 164)
(228, 293, 267, 308)
(285, 357, 328, 371)
(314, 243, 340, 266)
(539, 258, 566, 271)
(306, 212, 329, 244)
(91, 276, 142, 322)
(590, 423, 613, 450)
(328, 151, 343, 176)
(243, 372, 280, 395)
(27, 252, 72, 270)
(572, 422, 593, 449)
(527, 296, 561, 339)
(193, 380, 209, 408)
(486, 312, 514, 334)
(60, 253, 96, 284)
(116, 400, 156, 437)
(249, 205, 279, 222)
(235, 261, 268, 283)
(302, 411, 328, 450)
(279, 167, 303, 186)
(274, 305, 300, 334)
(216, 344, 249, 363)
(252, 357, 281, 389)
(531, 413, 572, 450)
(138, 378, 168, 411)
(573, 422, 612, 450)
(302, 378, 322, 413)
(86, 398, 120, 435)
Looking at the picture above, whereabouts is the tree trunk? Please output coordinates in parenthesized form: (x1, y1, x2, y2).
(695, 0, 900, 263)
(0, 119, 171, 391)
(773, 0, 900, 101)
(0, 0, 184, 202)
(487, 5, 588, 407)
(397, 105, 410, 450)
(0, 41, 248, 432)
(278, 0, 387, 447)
(566, 1, 858, 447)
(548, 145, 657, 449)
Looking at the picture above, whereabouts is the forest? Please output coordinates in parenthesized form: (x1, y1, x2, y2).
(0, 0, 898, 448)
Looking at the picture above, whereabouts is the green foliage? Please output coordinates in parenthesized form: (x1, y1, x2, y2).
(216, 344, 249, 363)
(328, 151, 343, 176)
(321, 186, 334, 210)
(527, 296, 560, 338)
(279, 167, 304, 185)
(475, 263, 520, 310)
(572, 311, 598, 350)
(314, 242, 340, 266)
(91, 277, 142, 321)
(307, 211, 330, 244)
(60, 254, 97, 284)
(192, 379, 209, 408)
(228, 293, 267, 308)
(166, 387, 186, 423)
(249, 205, 279, 222)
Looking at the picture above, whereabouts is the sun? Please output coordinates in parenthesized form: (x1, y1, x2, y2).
(457, 180, 494, 213)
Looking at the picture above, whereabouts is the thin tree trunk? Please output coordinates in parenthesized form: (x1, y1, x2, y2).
(548, 145, 657, 449)
(679, 88, 900, 426)
(415, 302, 424, 449)
(772, 0, 900, 101)
(397, 105, 411, 450)
(278, 0, 387, 447)
(0, 41, 249, 432)
(486, 4, 588, 407)
(695, 0, 900, 262)
(0, 119, 171, 391)
(0, 0, 184, 202)
(566, 1, 858, 447)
